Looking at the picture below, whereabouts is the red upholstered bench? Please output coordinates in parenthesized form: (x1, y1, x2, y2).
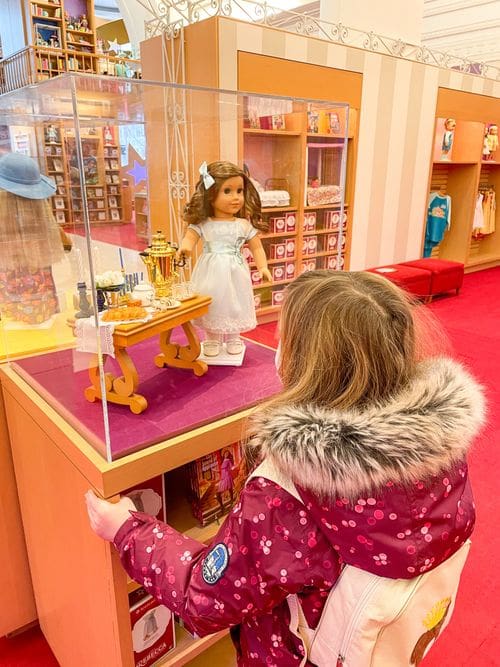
(400, 259, 464, 298)
(366, 264, 432, 300)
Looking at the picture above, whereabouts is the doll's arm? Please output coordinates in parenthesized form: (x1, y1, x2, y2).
(177, 228, 200, 260)
(247, 235, 272, 282)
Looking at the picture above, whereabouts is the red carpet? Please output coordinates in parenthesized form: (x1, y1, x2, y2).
(2, 268, 499, 666)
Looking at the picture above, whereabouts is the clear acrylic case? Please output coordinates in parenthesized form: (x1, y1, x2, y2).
(0, 74, 348, 461)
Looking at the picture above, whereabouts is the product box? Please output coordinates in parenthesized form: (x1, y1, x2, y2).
(285, 239, 296, 258)
(269, 216, 286, 233)
(250, 269, 262, 285)
(303, 212, 317, 231)
(254, 293, 261, 309)
(285, 262, 296, 280)
(326, 254, 345, 271)
(272, 264, 286, 281)
(129, 587, 175, 667)
(326, 233, 338, 252)
(325, 210, 340, 230)
(307, 235, 318, 255)
(187, 442, 247, 526)
(301, 258, 317, 274)
(242, 246, 254, 263)
(302, 238, 309, 255)
(285, 212, 296, 232)
(269, 242, 287, 260)
(272, 289, 285, 306)
(124, 476, 166, 522)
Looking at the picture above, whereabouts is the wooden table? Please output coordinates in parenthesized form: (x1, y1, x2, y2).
(84, 295, 211, 414)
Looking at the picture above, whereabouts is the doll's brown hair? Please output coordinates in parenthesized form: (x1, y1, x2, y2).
(183, 161, 268, 232)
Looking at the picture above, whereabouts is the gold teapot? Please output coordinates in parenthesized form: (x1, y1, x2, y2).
(140, 230, 186, 297)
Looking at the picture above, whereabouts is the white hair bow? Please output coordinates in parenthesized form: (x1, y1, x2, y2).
(199, 161, 215, 190)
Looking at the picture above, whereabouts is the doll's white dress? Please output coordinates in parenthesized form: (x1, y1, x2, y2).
(188, 218, 258, 334)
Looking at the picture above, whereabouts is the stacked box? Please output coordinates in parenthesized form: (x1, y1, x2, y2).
(269, 216, 286, 233)
(272, 289, 285, 306)
(187, 442, 247, 526)
(129, 587, 175, 667)
(272, 264, 286, 281)
(301, 258, 317, 273)
(124, 476, 166, 522)
(285, 212, 296, 232)
(303, 212, 316, 231)
(269, 242, 287, 260)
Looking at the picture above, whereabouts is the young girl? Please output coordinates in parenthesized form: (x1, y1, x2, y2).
(86, 270, 485, 666)
(177, 161, 271, 356)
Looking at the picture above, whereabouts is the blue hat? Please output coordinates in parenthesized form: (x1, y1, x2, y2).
(0, 152, 56, 200)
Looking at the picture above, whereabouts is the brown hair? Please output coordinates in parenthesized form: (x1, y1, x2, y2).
(0, 190, 65, 272)
(183, 161, 268, 232)
(268, 270, 418, 412)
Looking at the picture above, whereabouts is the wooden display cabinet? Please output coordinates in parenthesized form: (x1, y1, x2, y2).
(0, 365, 250, 665)
(239, 108, 350, 321)
(426, 88, 500, 271)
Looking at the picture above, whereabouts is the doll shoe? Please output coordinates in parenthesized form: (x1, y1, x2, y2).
(226, 338, 244, 355)
(202, 340, 220, 357)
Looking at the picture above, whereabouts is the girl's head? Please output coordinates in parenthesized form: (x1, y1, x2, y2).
(183, 161, 268, 232)
(274, 270, 419, 410)
(444, 118, 456, 131)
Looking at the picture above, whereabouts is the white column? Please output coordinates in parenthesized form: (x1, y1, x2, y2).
(319, 0, 424, 44)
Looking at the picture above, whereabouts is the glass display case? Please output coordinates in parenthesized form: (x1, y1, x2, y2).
(0, 74, 349, 462)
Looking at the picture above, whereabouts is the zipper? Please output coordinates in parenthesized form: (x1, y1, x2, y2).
(337, 576, 382, 665)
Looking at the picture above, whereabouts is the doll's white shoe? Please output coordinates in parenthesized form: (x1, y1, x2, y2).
(202, 340, 220, 357)
(226, 338, 244, 355)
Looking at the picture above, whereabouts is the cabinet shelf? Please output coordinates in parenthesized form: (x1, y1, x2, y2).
(303, 203, 348, 210)
(253, 278, 291, 290)
(243, 129, 301, 137)
(261, 206, 297, 213)
(260, 230, 297, 239)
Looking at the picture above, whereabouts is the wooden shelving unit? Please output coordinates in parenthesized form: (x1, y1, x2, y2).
(18, 0, 141, 82)
(240, 109, 350, 320)
(426, 91, 500, 271)
(134, 191, 149, 240)
(40, 120, 124, 226)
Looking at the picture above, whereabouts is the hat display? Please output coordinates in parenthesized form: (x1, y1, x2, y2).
(0, 152, 56, 200)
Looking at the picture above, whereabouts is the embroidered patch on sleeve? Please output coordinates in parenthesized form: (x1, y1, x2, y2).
(202, 543, 229, 585)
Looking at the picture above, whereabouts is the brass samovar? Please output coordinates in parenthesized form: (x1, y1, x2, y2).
(140, 230, 185, 297)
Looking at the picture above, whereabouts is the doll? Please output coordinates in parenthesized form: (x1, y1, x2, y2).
(46, 123, 59, 144)
(178, 160, 271, 357)
(441, 118, 456, 160)
(486, 124, 498, 160)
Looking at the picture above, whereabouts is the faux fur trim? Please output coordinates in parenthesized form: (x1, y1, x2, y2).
(249, 358, 485, 499)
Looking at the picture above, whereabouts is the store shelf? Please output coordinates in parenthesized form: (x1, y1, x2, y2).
(162, 625, 229, 667)
(255, 305, 281, 317)
(260, 231, 297, 239)
(243, 129, 301, 137)
(303, 203, 348, 210)
(261, 206, 297, 213)
(253, 278, 291, 290)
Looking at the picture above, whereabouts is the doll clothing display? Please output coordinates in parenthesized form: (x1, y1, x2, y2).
(472, 192, 484, 235)
(424, 192, 451, 257)
(188, 218, 258, 334)
(481, 188, 496, 236)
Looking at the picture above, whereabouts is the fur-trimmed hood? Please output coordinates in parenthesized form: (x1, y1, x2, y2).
(249, 357, 485, 500)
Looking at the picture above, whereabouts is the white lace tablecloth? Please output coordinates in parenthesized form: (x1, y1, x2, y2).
(75, 318, 116, 358)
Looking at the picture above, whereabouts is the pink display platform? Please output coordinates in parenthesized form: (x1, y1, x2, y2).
(13, 337, 280, 460)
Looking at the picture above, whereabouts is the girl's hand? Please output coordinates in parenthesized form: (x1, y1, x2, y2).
(85, 491, 137, 542)
(259, 268, 272, 282)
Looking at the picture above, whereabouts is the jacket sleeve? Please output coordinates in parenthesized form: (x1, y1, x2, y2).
(114, 476, 331, 636)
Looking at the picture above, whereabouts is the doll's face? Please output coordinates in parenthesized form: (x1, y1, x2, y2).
(444, 119, 456, 131)
(489, 125, 498, 136)
(212, 175, 244, 219)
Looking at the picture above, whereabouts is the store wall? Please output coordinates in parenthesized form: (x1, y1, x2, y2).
(214, 18, 500, 270)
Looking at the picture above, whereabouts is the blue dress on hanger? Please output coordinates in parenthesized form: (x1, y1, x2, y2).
(424, 192, 451, 257)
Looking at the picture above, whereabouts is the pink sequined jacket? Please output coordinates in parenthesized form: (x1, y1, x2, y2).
(114, 357, 485, 666)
